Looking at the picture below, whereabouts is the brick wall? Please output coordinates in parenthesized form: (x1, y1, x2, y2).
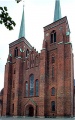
(2, 17, 74, 117)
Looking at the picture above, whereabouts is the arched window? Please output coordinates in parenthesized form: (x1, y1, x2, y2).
(30, 74, 34, 96)
(51, 87, 55, 95)
(26, 49, 29, 57)
(14, 47, 18, 57)
(25, 82, 28, 97)
(35, 79, 39, 96)
(50, 30, 56, 43)
(51, 101, 55, 111)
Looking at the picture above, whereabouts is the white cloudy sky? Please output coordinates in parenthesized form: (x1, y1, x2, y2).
(0, 0, 75, 91)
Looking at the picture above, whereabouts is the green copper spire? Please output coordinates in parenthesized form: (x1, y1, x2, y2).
(19, 6, 25, 39)
(54, 0, 62, 22)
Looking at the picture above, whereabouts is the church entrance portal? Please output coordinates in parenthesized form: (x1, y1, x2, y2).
(29, 106, 34, 116)
(26, 105, 34, 117)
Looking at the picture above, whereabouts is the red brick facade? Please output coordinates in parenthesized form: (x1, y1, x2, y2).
(0, 16, 74, 117)
(0, 89, 3, 116)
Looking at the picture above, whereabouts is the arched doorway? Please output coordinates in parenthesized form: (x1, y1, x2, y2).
(29, 106, 34, 116)
(25, 105, 34, 117)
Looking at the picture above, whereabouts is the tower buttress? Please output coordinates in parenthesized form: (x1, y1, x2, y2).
(3, 55, 12, 116)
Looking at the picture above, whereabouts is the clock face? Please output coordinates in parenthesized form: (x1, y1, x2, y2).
(46, 33, 49, 36)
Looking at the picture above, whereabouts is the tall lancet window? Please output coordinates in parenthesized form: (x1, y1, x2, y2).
(35, 79, 39, 96)
(51, 87, 55, 96)
(51, 101, 55, 111)
(26, 49, 29, 57)
(25, 82, 28, 97)
(14, 47, 18, 57)
(30, 74, 34, 96)
(50, 30, 56, 43)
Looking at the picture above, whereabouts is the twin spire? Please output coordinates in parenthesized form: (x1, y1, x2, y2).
(19, 6, 25, 39)
(54, 0, 62, 22)
(18, 0, 62, 39)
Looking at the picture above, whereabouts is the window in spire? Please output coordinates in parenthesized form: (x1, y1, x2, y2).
(54, 32, 56, 42)
(51, 34, 53, 43)
(14, 47, 18, 57)
(50, 30, 56, 43)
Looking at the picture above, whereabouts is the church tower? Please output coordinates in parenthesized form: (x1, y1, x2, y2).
(43, 0, 74, 117)
(2, 6, 32, 116)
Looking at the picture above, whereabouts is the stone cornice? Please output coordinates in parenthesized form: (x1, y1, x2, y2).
(44, 16, 67, 32)
(9, 37, 32, 49)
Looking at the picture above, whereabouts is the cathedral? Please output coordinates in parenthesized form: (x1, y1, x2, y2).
(0, 0, 75, 117)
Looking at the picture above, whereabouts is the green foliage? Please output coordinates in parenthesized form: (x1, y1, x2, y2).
(15, 0, 22, 3)
(0, 6, 16, 30)
(0, 0, 22, 30)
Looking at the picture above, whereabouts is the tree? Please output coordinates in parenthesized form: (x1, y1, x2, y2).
(0, 0, 22, 30)
(15, 0, 22, 3)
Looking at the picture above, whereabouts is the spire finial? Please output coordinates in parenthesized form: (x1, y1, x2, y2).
(18, 1, 25, 39)
(54, 0, 62, 22)
(23, 0, 25, 7)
